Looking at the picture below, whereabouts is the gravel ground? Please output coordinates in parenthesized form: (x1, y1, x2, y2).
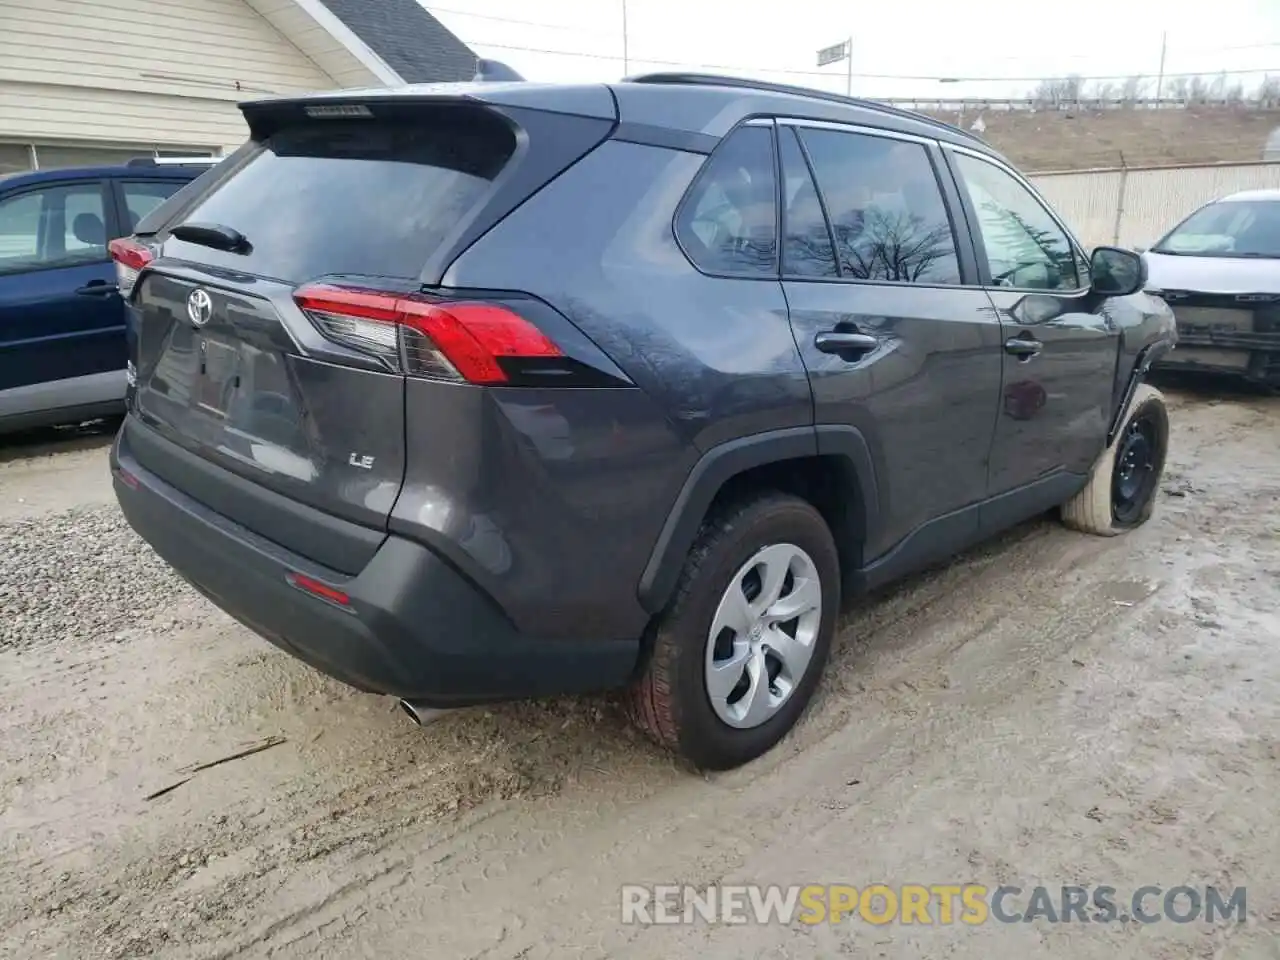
(0, 506, 189, 653)
(1, 386, 1278, 960)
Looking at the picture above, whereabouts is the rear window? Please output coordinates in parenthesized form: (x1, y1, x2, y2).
(164, 113, 516, 283)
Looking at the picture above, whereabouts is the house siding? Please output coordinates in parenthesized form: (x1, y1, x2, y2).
(245, 0, 383, 89)
(0, 0, 341, 153)
(0, 82, 254, 154)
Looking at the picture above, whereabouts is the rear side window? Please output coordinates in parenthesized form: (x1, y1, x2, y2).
(121, 180, 185, 232)
(676, 126, 777, 277)
(798, 128, 961, 285)
(167, 114, 516, 283)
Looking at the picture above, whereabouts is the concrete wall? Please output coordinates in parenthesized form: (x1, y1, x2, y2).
(1029, 161, 1280, 250)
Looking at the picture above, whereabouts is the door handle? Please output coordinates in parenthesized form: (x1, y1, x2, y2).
(815, 330, 879, 357)
(76, 282, 118, 297)
(1004, 335, 1042, 359)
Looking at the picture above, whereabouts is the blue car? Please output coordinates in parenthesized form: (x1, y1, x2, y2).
(0, 158, 217, 433)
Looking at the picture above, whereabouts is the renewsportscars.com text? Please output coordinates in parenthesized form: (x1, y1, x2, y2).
(620, 883, 1247, 926)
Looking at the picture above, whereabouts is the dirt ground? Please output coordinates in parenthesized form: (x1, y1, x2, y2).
(1, 384, 1278, 960)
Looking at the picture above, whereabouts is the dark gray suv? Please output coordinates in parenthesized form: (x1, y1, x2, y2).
(110, 73, 1177, 770)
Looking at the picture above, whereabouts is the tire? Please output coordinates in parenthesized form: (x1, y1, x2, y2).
(1061, 383, 1169, 536)
(625, 492, 841, 770)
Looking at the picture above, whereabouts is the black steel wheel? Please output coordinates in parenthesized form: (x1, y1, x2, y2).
(1111, 412, 1161, 525)
(1062, 384, 1169, 536)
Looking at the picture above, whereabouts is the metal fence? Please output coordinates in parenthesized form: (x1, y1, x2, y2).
(1027, 160, 1280, 250)
(880, 97, 1280, 113)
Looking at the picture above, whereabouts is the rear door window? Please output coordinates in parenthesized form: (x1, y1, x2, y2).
(165, 114, 516, 283)
(675, 125, 778, 277)
(120, 179, 186, 232)
(780, 127, 838, 278)
(797, 128, 961, 285)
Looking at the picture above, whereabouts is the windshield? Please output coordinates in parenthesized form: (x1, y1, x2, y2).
(1153, 199, 1280, 257)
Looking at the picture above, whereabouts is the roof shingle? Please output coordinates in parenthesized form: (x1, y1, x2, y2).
(318, 0, 477, 84)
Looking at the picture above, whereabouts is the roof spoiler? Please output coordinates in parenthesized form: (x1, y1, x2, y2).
(472, 59, 524, 82)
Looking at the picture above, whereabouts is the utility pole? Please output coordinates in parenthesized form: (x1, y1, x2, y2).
(622, 0, 629, 76)
(1155, 31, 1167, 101)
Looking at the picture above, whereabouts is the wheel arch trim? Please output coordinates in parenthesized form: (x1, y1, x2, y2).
(637, 425, 881, 614)
(1108, 335, 1175, 445)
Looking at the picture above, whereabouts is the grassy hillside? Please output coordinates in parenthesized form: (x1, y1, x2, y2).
(917, 106, 1280, 171)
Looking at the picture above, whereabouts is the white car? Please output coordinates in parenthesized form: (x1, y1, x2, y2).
(1143, 188, 1280, 387)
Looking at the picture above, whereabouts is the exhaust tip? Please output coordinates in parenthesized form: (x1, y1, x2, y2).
(399, 699, 451, 726)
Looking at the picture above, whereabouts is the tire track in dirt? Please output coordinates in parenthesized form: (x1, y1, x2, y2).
(2, 387, 1278, 959)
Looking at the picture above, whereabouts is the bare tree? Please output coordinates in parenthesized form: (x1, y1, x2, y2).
(1091, 80, 1119, 102)
(1029, 75, 1084, 108)
(1254, 76, 1280, 106)
(830, 209, 957, 284)
(1120, 75, 1150, 102)
(1164, 76, 1190, 101)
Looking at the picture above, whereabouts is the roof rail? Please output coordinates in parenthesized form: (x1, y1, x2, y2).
(126, 156, 219, 167)
(624, 72, 989, 147)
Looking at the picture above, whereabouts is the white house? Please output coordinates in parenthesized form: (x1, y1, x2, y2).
(0, 0, 477, 174)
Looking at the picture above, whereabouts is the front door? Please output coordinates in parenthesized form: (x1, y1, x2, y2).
(942, 148, 1118, 502)
(776, 120, 1004, 566)
(0, 178, 122, 419)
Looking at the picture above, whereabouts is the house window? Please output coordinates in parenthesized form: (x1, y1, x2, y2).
(0, 144, 30, 176)
(0, 142, 219, 174)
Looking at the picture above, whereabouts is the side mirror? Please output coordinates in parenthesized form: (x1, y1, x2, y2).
(1090, 245, 1147, 297)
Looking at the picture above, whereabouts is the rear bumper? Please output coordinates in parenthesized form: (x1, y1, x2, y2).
(111, 419, 640, 706)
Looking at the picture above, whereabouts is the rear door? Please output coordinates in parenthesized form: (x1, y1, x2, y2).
(941, 146, 1117, 495)
(127, 105, 522, 566)
(0, 178, 122, 418)
(777, 120, 1003, 563)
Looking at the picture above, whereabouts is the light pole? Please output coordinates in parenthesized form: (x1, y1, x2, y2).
(622, 0, 629, 76)
(1155, 31, 1168, 101)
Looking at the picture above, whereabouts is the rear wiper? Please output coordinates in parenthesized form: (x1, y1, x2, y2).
(170, 221, 252, 254)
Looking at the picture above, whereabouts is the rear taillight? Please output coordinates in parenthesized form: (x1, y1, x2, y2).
(293, 283, 563, 384)
(108, 237, 154, 297)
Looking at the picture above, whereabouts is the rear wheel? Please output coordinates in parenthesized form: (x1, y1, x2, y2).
(626, 493, 840, 770)
(1062, 383, 1169, 536)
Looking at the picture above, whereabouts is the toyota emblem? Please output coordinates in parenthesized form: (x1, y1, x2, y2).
(187, 288, 213, 327)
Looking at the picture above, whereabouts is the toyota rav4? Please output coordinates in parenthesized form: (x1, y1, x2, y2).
(110, 73, 1177, 770)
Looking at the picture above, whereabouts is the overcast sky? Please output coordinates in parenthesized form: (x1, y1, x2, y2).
(422, 0, 1280, 100)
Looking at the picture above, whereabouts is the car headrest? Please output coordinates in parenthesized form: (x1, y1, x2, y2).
(72, 212, 105, 246)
